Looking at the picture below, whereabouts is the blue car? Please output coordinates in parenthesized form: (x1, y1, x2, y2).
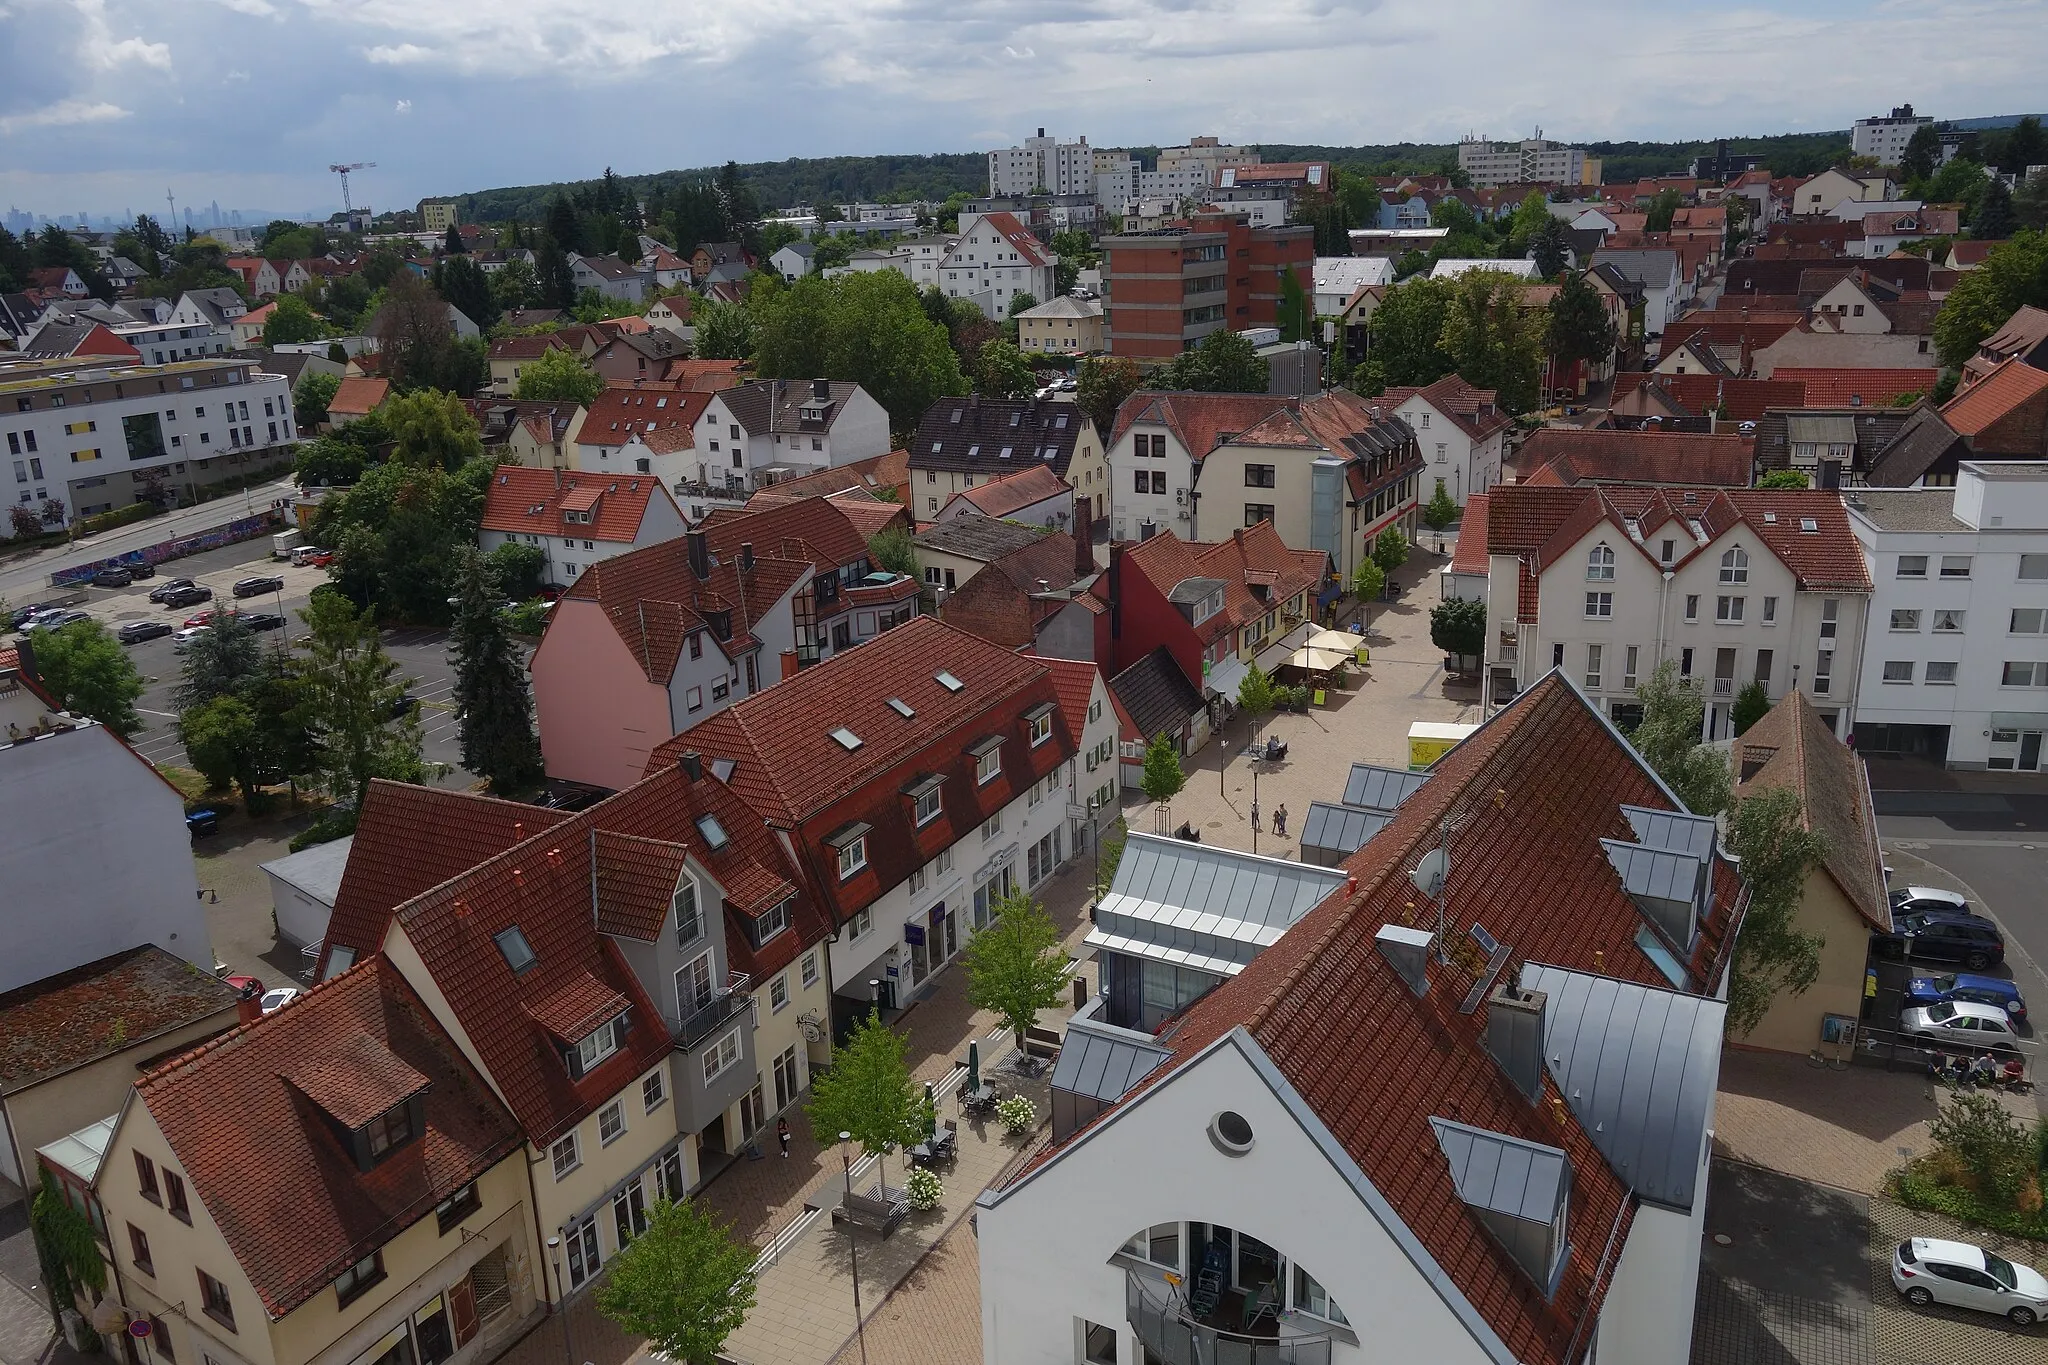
(1905, 972, 2028, 1024)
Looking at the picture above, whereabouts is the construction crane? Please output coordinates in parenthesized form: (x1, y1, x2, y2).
(328, 162, 376, 214)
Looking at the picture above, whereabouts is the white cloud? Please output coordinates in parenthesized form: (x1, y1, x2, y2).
(0, 98, 129, 135)
(207, 0, 278, 14)
(393, 98, 412, 114)
(72, 0, 170, 69)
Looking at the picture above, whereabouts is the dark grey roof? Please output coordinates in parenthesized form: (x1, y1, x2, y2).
(1299, 800, 1391, 863)
(576, 254, 642, 281)
(0, 294, 42, 338)
(1049, 1021, 1169, 1103)
(1109, 646, 1206, 745)
(1519, 963, 1726, 1211)
(1086, 833, 1348, 975)
(1621, 804, 1717, 862)
(719, 379, 865, 436)
(1165, 575, 1227, 606)
(22, 321, 102, 358)
(1588, 262, 1644, 305)
(1430, 1117, 1570, 1223)
(1753, 405, 1911, 474)
(606, 330, 684, 361)
(776, 239, 816, 259)
(913, 513, 1052, 562)
(1591, 249, 1679, 287)
(909, 397, 1090, 479)
(1342, 762, 1430, 811)
(1865, 406, 1970, 488)
(1845, 487, 1965, 532)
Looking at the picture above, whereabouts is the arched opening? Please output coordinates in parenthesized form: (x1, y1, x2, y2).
(1119, 1218, 1349, 1356)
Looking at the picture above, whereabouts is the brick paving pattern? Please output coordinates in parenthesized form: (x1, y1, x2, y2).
(1691, 1270, 1872, 1365)
(1867, 1198, 2048, 1364)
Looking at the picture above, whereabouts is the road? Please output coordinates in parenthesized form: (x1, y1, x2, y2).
(0, 474, 298, 604)
(12, 537, 478, 788)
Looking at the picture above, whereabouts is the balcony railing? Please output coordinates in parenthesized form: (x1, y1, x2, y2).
(1126, 1271, 1331, 1365)
(1713, 677, 1734, 696)
(678, 973, 752, 1050)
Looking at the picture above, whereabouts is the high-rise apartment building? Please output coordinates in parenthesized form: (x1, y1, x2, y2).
(1456, 134, 1591, 188)
(1852, 105, 1933, 167)
(988, 129, 1096, 197)
(1100, 214, 1314, 363)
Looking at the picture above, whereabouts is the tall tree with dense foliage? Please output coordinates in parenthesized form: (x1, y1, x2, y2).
(963, 888, 1070, 1051)
(1140, 731, 1186, 806)
(1372, 525, 1410, 575)
(179, 695, 264, 800)
(1529, 214, 1571, 280)
(448, 547, 542, 792)
(749, 270, 966, 432)
(868, 526, 918, 579)
(1366, 276, 1455, 388)
(1154, 328, 1269, 393)
(262, 293, 322, 346)
(1076, 354, 1141, 437)
(30, 620, 143, 736)
(1277, 266, 1314, 343)
(513, 346, 604, 405)
(595, 1199, 756, 1365)
(490, 258, 542, 313)
(384, 390, 483, 470)
(806, 1010, 923, 1185)
(1933, 231, 2048, 368)
(1724, 785, 1828, 1035)
(371, 270, 455, 391)
(1626, 661, 1731, 816)
(1439, 271, 1543, 414)
(692, 297, 754, 360)
(1972, 179, 2017, 241)
(432, 253, 498, 332)
(1644, 189, 1683, 233)
(176, 611, 261, 710)
(300, 591, 425, 804)
(976, 339, 1035, 398)
(1900, 124, 1942, 183)
(1429, 596, 1485, 659)
(1546, 269, 1619, 378)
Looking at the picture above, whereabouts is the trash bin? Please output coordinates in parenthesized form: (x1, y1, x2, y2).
(186, 809, 219, 838)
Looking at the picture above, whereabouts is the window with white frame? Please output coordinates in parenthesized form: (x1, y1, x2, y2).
(751, 898, 790, 947)
(1586, 544, 1615, 581)
(1585, 644, 1603, 690)
(801, 953, 818, 988)
(1895, 554, 1928, 579)
(1584, 591, 1613, 619)
(908, 865, 928, 895)
(574, 1021, 622, 1074)
(642, 1070, 666, 1112)
(847, 907, 873, 939)
(1761, 596, 1777, 623)
(1120, 1223, 1181, 1270)
(770, 974, 789, 1010)
(1719, 547, 1748, 583)
(673, 879, 701, 945)
(982, 812, 1003, 840)
(1925, 661, 1958, 684)
(1932, 609, 1965, 633)
(2021, 555, 2048, 581)
(975, 740, 1003, 784)
(911, 777, 943, 826)
(1028, 709, 1053, 746)
(598, 1101, 626, 1146)
(1716, 596, 1744, 622)
(1890, 609, 1920, 632)
(1684, 594, 1699, 621)
(2014, 608, 2047, 634)
(1623, 645, 1639, 689)
(1940, 555, 1972, 579)
(703, 1029, 741, 1083)
(2002, 662, 2047, 687)
(550, 1132, 581, 1180)
(836, 834, 867, 879)
(1882, 660, 1914, 683)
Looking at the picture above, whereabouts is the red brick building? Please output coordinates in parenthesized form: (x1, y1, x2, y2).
(1100, 214, 1314, 364)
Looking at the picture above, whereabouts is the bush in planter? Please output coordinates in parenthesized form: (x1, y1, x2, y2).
(904, 1166, 944, 1211)
(996, 1095, 1037, 1136)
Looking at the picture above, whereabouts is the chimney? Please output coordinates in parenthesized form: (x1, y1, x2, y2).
(740, 542, 755, 571)
(1738, 328, 1753, 379)
(1375, 924, 1434, 997)
(1073, 501, 1094, 577)
(812, 378, 830, 403)
(679, 750, 702, 781)
(686, 529, 710, 580)
(780, 649, 799, 680)
(1484, 983, 1548, 1104)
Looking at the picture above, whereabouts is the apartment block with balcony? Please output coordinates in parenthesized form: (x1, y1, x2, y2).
(989, 130, 1097, 197)
(1460, 485, 1872, 739)
(1100, 218, 1314, 365)
(1456, 135, 1590, 189)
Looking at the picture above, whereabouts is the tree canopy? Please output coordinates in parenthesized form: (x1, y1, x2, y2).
(1626, 661, 1732, 816)
(30, 620, 143, 736)
(1152, 328, 1269, 394)
(513, 346, 605, 405)
(595, 1199, 756, 1365)
(1933, 231, 2048, 368)
(806, 1010, 923, 1179)
(1140, 731, 1185, 805)
(962, 889, 1070, 1050)
(747, 271, 967, 431)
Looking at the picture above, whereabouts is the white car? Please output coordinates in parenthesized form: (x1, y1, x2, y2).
(172, 625, 213, 650)
(1900, 999, 2019, 1047)
(1891, 885, 1972, 916)
(1893, 1237, 2048, 1325)
(258, 986, 301, 1014)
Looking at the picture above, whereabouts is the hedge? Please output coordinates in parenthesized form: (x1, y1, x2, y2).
(1889, 1163, 2048, 1243)
(76, 501, 161, 536)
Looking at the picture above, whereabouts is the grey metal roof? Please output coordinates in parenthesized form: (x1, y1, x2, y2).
(1621, 805, 1717, 862)
(1786, 412, 1855, 446)
(260, 834, 355, 906)
(1049, 1023, 1169, 1103)
(1520, 963, 1726, 1211)
(1167, 575, 1227, 605)
(1300, 801, 1391, 858)
(1429, 1117, 1569, 1223)
(1342, 762, 1429, 811)
(1600, 838, 1706, 906)
(1084, 833, 1347, 975)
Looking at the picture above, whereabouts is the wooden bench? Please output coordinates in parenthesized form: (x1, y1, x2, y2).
(831, 1187, 909, 1237)
(1024, 1025, 1062, 1063)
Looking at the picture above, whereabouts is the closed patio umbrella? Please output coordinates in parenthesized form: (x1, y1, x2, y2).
(924, 1082, 938, 1140)
(967, 1040, 981, 1096)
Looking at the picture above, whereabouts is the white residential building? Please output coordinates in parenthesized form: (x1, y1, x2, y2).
(1852, 105, 1934, 166)
(837, 235, 956, 289)
(476, 465, 690, 588)
(989, 129, 1096, 197)
(697, 379, 892, 489)
(1384, 374, 1511, 507)
(1457, 134, 1589, 188)
(1849, 464, 2048, 771)
(1459, 485, 1874, 739)
(940, 212, 1059, 321)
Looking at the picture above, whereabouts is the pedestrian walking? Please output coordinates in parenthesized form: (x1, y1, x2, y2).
(1274, 803, 1288, 837)
(1250, 800, 1261, 833)
(777, 1116, 791, 1158)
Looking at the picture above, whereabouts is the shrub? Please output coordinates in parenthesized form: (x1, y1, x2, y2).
(996, 1094, 1037, 1136)
(77, 501, 160, 536)
(903, 1166, 944, 1211)
(503, 599, 551, 636)
(289, 803, 360, 852)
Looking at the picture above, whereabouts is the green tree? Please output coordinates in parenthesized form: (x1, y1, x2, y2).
(449, 547, 542, 792)
(806, 1010, 923, 1185)
(1076, 355, 1141, 437)
(1731, 680, 1771, 736)
(1421, 480, 1459, 530)
(1998, 117, 2046, 178)
(486, 541, 547, 600)
(1505, 190, 1552, 256)
(513, 346, 605, 405)
(1529, 214, 1570, 280)
(1627, 661, 1731, 815)
(262, 293, 322, 346)
(444, 224, 467, 256)
(295, 433, 368, 487)
(1644, 189, 1683, 233)
(1546, 270, 1618, 375)
(1972, 179, 2017, 241)
(535, 239, 576, 310)
(1367, 276, 1455, 388)
(963, 888, 1070, 1050)
(433, 253, 498, 332)
(1900, 124, 1942, 183)
(294, 371, 341, 431)
(176, 610, 261, 710)
(1927, 1092, 2035, 1207)
(595, 1198, 756, 1365)
(490, 258, 542, 313)
(371, 269, 456, 392)
(868, 526, 918, 580)
(1155, 328, 1269, 393)
(1758, 469, 1810, 489)
(1350, 557, 1384, 604)
(243, 651, 318, 793)
(31, 620, 143, 736)
(301, 591, 424, 804)
(1924, 158, 1990, 218)
(751, 270, 967, 432)
(1429, 596, 1486, 659)
(693, 297, 754, 360)
(546, 197, 584, 256)
(1006, 291, 1039, 319)
(1371, 526, 1409, 575)
(1933, 231, 2048, 368)
(976, 339, 1035, 399)
(1724, 784, 1827, 1035)
(384, 390, 483, 470)
(179, 695, 263, 799)
(1140, 731, 1185, 806)
(2015, 171, 2048, 232)
(1236, 664, 1278, 745)
(1439, 271, 1543, 414)
(1277, 266, 1314, 343)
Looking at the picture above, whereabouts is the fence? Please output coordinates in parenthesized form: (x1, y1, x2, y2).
(50, 511, 285, 587)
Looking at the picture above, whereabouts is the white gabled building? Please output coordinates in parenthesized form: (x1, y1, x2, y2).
(940, 212, 1058, 321)
(1849, 463, 2048, 772)
(696, 379, 892, 492)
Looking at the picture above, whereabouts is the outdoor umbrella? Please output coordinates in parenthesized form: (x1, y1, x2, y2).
(967, 1040, 981, 1096)
(924, 1082, 938, 1140)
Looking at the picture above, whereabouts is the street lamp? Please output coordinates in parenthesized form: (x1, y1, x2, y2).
(545, 1236, 585, 1365)
(840, 1132, 870, 1365)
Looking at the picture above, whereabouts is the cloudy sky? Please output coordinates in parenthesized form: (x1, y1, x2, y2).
(3, 0, 2045, 220)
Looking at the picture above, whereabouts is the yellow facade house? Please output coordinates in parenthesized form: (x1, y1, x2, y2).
(1732, 689, 1893, 1055)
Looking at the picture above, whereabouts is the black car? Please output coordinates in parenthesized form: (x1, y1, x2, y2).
(149, 578, 197, 603)
(240, 612, 286, 632)
(90, 567, 134, 588)
(125, 561, 155, 580)
(1875, 911, 2006, 971)
(159, 584, 213, 608)
(232, 575, 284, 599)
(386, 693, 420, 719)
(10, 603, 55, 630)
(116, 620, 175, 644)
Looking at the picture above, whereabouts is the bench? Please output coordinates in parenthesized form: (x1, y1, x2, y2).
(1024, 1025, 1062, 1063)
(831, 1187, 909, 1237)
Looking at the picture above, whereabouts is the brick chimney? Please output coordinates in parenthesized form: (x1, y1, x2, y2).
(781, 649, 799, 680)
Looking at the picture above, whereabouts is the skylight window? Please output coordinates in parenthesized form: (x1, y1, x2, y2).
(696, 814, 729, 850)
(494, 926, 536, 974)
(936, 670, 964, 692)
(888, 697, 915, 718)
(831, 726, 863, 751)
(1799, 518, 1818, 533)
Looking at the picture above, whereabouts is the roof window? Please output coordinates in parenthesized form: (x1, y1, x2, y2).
(887, 697, 915, 718)
(494, 926, 536, 974)
(936, 670, 964, 692)
(831, 726, 863, 751)
(1800, 517, 1818, 532)
(696, 814, 729, 850)
(1431, 1117, 1573, 1300)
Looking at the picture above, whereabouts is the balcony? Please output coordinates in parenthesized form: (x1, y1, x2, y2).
(1126, 1271, 1331, 1365)
(1713, 678, 1734, 697)
(678, 973, 752, 1050)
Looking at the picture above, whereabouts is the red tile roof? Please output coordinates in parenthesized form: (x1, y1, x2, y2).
(319, 785, 570, 978)
(327, 376, 390, 417)
(1770, 368, 1938, 408)
(577, 386, 711, 456)
(487, 335, 569, 360)
(1040, 658, 1103, 752)
(1011, 676, 1747, 1364)
(973, 211, 1051, 268)
(945, 464, 1069, 519)
(561, 535, 810, 683)
(0, 946, 241, 1094)
(1631, 375, 1806, 425)
(1109, 392, 1297, 460)
(825, 490, 913, 540)
(1118, 522, 1327, 649)
(135, 958, 524, 1318)
(1514, 428, 1754, 488)
(1658, 315, 1802, 352)
(479, 466, 670, 544)
(744, 450, 912, 507)
(1941, 355, 2048, 437)
(698, 495, 871, 572)
(1381, 374, 1513, 442)
(1736, 690, 1890, 933)
(1448, 493, 1489, 575)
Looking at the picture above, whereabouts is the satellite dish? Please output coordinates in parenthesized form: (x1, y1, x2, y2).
(1410, 848, 1449, 900)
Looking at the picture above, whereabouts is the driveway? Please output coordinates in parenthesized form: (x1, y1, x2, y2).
(1694, 1158, 1871, 1365)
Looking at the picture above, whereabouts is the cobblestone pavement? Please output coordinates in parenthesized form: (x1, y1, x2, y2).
(825, 1215, 983, 1365)
(1868, 1198, 2048, 1363)
(1692, 1158, 1872, 1365)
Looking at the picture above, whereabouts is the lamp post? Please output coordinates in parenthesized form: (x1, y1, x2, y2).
(545, 1236, 580, 1365)
(840, 1132, 870, 1365)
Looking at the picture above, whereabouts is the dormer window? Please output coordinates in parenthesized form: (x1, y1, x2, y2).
(1026, 704, 1055, 747)
(364, 1100, 417, 1162)
(572, 1017, 626, 1075)
(973, 736, 1004, 784)
(750, 896, 791, 947)
(1432, 1118, 1572, 1300)
(906, 774, 944, 826)
(829, 823, 871, 880)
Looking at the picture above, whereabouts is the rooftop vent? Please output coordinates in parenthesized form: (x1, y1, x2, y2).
(1375, 923, 1434, 996)
(831, 726, 863, 751)
(935, 670, 964, 692)
(1484, 981, 1548, 1104)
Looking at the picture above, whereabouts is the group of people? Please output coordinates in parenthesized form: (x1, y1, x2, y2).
(1929, 1050, 2026, 1090)
(1249, 801, 1288, 837)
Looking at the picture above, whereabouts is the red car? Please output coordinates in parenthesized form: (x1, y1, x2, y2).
(183, 609, 225, 628)
(305, 551, 336, 567)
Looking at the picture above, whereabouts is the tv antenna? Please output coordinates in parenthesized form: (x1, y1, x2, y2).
(328, 162, 376, 214)
(165, 188, 177, 227)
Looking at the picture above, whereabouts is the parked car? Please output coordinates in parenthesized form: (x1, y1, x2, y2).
(1893, 1238, 2048, 1325)
(172, 625, 213, 649)
(1905, 973, 2028, 1024)
(149, 578, 196, 603)
(232, 575, 284, 599)
(125, 561, 155, 580)
(90, 567, 134, 588)
(258, 986, 301, 1014)
(306, 550, 336, 567)
(28, 610, 91, 632)
(292, 545, 332, 567)
(1899, 1000, 2020, 1050)
(159, 584, 212, 608)
(240, 612, 285, 633)
(1873, 911, 2005, 970)
(220, 972, 262, 995)
(116, 620, 175, 644)
(386, 693, 420, 719)
(183, 609, 223, 628)
(1891, 885, 1974, 917)
(10, 604, 55, 629)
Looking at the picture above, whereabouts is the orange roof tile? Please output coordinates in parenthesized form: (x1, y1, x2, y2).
(1941, 355, 2048, 437)
(479, 466, 671, 544)
(1771, 368, 1938, 408)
